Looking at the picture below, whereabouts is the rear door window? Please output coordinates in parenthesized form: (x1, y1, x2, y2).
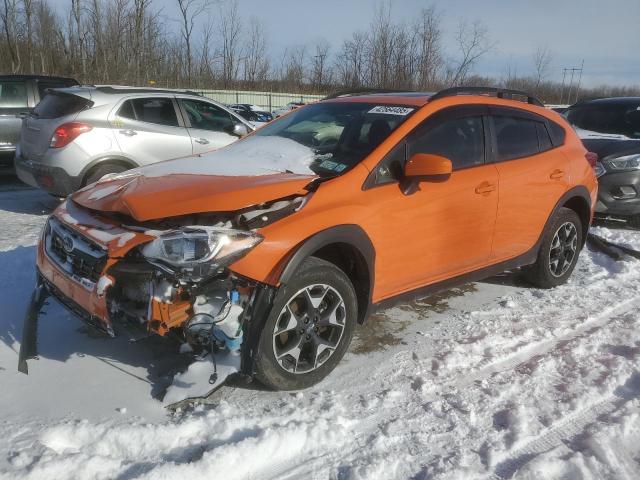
(409, 116, 485, 170)
(118, 98, 180, 127)
(0, 81, 28, 108)
(32, 92, 92, 119)
(492, 116, 540, 161)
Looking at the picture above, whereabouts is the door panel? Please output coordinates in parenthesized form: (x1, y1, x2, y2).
(111, 97, 192, 165)
(362, 109, 498, 300)
(491, 149, 571, 259)
(362, 164, 499, 299)
(489, 114, 572, 260)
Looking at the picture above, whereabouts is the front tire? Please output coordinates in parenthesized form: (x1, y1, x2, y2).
(524, 207, 583, 288)
(254, 257, 357, 390)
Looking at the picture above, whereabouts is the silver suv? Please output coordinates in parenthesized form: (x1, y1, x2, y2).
(15, 86, 254, 196)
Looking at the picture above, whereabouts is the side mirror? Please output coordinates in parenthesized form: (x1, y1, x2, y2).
(404, 153, 452, 179)
(232, 123, 249, 137)
(401, 153, 452, 195)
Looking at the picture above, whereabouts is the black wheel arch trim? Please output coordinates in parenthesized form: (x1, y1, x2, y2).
(79, 156, 139, 185)
(549, 185, 592, 247)
(278, 224, 376, 324)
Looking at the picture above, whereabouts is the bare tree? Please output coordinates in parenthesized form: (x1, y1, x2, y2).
(414, 6, 443, 89)
(242, 16, 269, 85)
(1, 0, 21, 72)
(533, 45, 552, 89)
(336, 31, 368, 88)
(176, 0, 211, 86)
(447, 19, 493, 86)
(219, 0, 241, 88)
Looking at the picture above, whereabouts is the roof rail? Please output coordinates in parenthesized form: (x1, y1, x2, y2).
(430, 87, 544, 107)
(323, 88, 412, 100)
(93, 85, 202, 96)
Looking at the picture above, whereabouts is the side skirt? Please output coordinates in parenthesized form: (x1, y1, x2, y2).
(369, 247, 538, 315)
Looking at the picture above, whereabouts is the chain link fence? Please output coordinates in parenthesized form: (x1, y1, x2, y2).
(194, 89, 325, 112)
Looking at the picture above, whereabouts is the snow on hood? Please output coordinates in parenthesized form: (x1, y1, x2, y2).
(114, 136, 318, 179)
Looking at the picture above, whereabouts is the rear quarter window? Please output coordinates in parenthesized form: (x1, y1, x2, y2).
(0, 81, 28, 108)
(493, 116, 541, 161)
(32, 92, 92, 119)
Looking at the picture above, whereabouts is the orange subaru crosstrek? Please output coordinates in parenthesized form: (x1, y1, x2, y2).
(20, 87, 598, 391)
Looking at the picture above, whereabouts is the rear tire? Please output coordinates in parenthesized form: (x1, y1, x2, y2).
(254, 256, 357, 390)
(524, 207, 583, 288)
(83, 163, 128, 187)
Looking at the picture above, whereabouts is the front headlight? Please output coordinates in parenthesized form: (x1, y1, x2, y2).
(607, 154, 640, 171)
(142, 227, 263, 268)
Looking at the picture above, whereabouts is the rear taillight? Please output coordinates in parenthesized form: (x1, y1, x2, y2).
(50, 122, 92, 148)
(585, 152, 598, 168)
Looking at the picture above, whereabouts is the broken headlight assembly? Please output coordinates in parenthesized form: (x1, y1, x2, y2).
(141, 227, 263, 280)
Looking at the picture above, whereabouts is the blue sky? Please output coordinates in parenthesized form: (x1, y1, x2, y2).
(95, 0, 640, 87)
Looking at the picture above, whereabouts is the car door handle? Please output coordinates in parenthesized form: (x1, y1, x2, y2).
(194, 138, 209, 145)
(475, 182, 496, 195)
(550, 169, 565, 180)
(119, 129, 137, 137)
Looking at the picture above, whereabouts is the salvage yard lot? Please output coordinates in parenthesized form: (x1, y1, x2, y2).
(1, 176, 640, 479)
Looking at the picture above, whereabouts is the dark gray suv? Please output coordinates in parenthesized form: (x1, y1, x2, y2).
(0, 75, 78, 169)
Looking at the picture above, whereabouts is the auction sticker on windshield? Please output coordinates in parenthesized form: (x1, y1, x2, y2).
(368, 106, 414, 115)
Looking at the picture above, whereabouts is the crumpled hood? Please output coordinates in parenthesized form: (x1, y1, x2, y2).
(72, 169, 315, 222)
(72, 136, 320, 221)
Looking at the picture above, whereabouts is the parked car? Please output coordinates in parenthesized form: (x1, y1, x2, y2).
(22, 87, 597, 392)
(273, 101, 305, 118)
(0, 75, 78, 169)
(564, 97, 640, 226)
(15, 86, 254, 196)
(227, 103, 273, 127)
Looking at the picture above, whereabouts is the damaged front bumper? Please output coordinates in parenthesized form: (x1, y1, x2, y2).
(19, 201, 278, 399)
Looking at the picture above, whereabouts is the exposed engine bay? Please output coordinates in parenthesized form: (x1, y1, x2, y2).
(19, 194, 307, 403)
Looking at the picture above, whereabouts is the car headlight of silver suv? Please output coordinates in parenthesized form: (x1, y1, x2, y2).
(607, 154, 640, 171)
(142, 227, 263, 269)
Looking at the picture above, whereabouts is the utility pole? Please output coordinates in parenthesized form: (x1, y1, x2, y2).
(560, 62, 584, 105)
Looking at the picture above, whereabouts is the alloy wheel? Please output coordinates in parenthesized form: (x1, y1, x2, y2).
(272, 284, 346, 374)
(548, 221, 578, 277)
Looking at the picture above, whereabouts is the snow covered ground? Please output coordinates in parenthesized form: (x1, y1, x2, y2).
(1, 177, 640, 479)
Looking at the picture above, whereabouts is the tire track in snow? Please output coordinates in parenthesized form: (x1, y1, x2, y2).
(489, 372, 640, 480)
(444, 295, 640, 393)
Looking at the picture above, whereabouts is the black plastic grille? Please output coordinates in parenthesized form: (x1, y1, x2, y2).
(47, 222, 107, 283)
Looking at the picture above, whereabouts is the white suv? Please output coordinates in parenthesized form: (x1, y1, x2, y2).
(15, 86, 254, 196)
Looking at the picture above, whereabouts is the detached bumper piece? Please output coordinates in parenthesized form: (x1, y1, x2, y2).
(17, 280, 48, 374)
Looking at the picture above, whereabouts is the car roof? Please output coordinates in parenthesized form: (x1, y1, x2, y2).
(571, 97, 640, 107)
(322, 87, 547, 109)
(324, 92, 433, 107)
(0, 74, 78, 83)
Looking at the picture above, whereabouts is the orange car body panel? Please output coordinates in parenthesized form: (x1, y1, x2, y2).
(39, 93, 598, 327)
(229, 96, 597, 302)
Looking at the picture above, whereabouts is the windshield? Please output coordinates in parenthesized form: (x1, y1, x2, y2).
(565, 102, 640, 139)
(254, 102, 415, 177)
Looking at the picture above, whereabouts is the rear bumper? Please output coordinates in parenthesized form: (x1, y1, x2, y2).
(14, 150, 80, 196)
(596, 170, 640, 217)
